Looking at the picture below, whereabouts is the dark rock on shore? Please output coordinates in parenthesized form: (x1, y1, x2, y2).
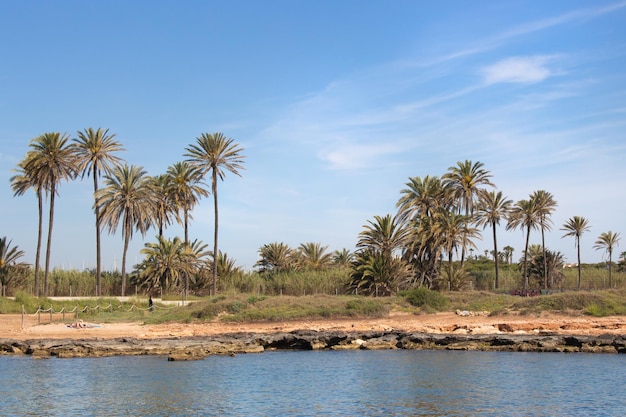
(1, 330, 625, 359)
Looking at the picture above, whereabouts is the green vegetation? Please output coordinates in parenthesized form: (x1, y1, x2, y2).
(402, 287, 449, 311)
(6, 147, 623, 304)
(4, 289, 626, 326)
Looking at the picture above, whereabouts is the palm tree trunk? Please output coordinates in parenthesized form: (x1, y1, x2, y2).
(448, 251, 453, 291)
(492, 220, 499, 289)
(523, 224, 531, 289)
(460, 208, 469, 269)
(608, 251, 613, 288)
(212, 170, 218, 295)
(183, 208, 189, 301)
(35, 190, 43, 297)
(541, 224, 548, 289)
(184, 208, 189, 244)
(576, 237, 582, 290)
(44, 187, 56, 296)
(93, 167, 102, 297)
(121, 228, 130, 297)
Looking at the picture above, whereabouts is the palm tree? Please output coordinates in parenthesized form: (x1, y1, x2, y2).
(354, 214, 413, 294)
(506, 198, 541, 289)
(213, 251, 243, 279)
(96, 164, 154, 296)
(357, 214, 411, 260)
(0, 237, 29, 296)
(147, 174, 178, 239)
(297, 242, 333, 270)
(502, 246, 514, 264)
(594, 231, 620, 288)
(10, 155, 44, 296)
(396, 176, 452, 289)
(255, 242, 294, 273)
(166, 161, 208, 244)
(185, 132, 245, 295)
(349, 249, 413, 296)
(25, 133, 77, 296)
(475, 191, 512, 289)
(561, 216, 591, 289)
(437, 210, 479, 290)
(332, 249, 354, 267)
(442, 160, 494, 267)
(72, 127, 125, 296)
(531, 190, 557, 289)
(397, 175, 452, 221)
(522, 246, 565, 289)
(134, 236, 207, 294)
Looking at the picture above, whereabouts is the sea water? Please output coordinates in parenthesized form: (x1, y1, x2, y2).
(1, 350, 625, 416)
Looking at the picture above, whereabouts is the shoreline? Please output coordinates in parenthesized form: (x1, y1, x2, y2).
(2, 330, 625, 359)
(1, 311, 625, 358)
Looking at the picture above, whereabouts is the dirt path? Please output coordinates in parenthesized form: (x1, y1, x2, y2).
(1, 311, 625, 341)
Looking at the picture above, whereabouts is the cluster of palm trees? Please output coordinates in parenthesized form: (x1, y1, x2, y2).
(10, 129, 244, 297)
(350, 160, 621, 294)
(255, 242, 352, 273)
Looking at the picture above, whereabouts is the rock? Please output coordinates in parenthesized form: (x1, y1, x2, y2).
(0, 328, 624, 358)
(360, 335, 399, 350)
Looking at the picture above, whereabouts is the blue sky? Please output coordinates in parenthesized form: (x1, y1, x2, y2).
(1, 1, 625, 272)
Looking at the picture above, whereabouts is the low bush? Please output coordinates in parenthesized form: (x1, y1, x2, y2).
(403, 288, 449, 311)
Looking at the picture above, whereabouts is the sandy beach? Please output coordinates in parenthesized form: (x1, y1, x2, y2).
(2, 311, 625, 341)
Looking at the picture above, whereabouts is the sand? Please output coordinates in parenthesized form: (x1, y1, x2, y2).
(1, 310, 625, 341)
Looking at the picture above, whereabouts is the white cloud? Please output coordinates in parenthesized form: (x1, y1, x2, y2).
(319, 142, 408, 171)
(482, 56, 556, 85)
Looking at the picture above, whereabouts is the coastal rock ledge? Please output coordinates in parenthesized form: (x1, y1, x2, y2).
(2, 330, 625, 359)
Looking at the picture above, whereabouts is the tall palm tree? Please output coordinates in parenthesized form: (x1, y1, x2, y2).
(166, 161, 208, 244)
(396, 175, 451, 221)
(561, 216, 591, 290)
(531, 190, 557, 289)
(96, 164, 154, 296)
(25, 133, 77, 296)
(437, 210, 479, 290)
(72, 127, 125, 296)
(147, 174, 178, 239)
(442, 160, 494, 268)
(475, 191, 512, 289)
(396, 176, 453, 289)
(10, 155, 44, 296)
(185, 132, 245, 295)
(506, 198, 541, 289)
(594, 231, 620, 288)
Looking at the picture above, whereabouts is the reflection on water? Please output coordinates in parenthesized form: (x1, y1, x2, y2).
(1, 350, 625, 416)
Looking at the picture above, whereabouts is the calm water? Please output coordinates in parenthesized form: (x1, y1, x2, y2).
(1, 350, 625, 416)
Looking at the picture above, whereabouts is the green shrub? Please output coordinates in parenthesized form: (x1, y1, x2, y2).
(247, 295, 266, 304)
(227, 301, 247, 313)
(403, 288, 449, 310)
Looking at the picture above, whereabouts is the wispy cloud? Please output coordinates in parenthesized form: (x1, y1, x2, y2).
(400, 1, 626, 70)
(319, 141, 409, 171)
(481, 56, 557, 85)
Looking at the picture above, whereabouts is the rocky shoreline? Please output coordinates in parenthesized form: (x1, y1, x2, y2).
(2, 329, 626, 360)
